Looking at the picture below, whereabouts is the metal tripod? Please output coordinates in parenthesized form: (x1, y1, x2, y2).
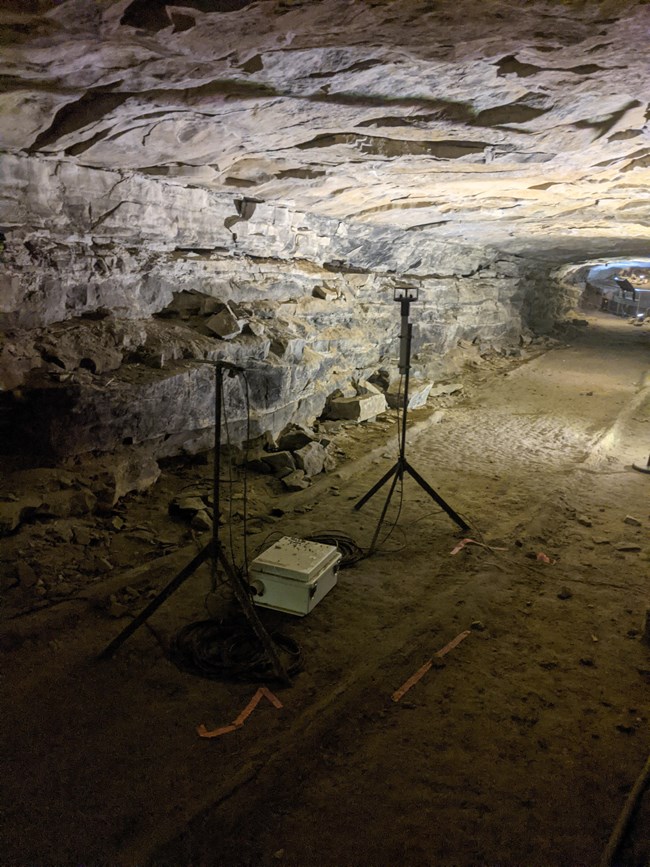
(97, 360, 291, 685)
(354, 291, 469, 552)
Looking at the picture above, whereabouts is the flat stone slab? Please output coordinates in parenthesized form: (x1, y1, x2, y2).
(327, 393, 387, 423)
(386, 381, 432, 410)
(275, 424, 316, 451)
(206, 306, 242, 340)
(262, 450, 296, 476)
(281, 469, 310, 491)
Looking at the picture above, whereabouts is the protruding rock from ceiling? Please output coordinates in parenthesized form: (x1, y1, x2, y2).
(1, 0, 647, 259)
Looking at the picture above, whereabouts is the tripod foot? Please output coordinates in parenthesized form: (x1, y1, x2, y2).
(404, 461, 469, 532)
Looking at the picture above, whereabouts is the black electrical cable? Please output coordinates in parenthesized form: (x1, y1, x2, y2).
(374, 525, 407, 555)
(360, 371, 406, 553)
(242, 373, 252, 575)
(303, 531, 367, 567)
(170, 616, 302, 682)
(395, 372, 404, 447)
(375, 473, 404, 549)
(407, 506, 477, 538)
(253, 529, 285, 559)
(221, 373, 237, 569)
(217, 368, 254, 575)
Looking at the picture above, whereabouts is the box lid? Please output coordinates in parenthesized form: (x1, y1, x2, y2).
(250, 536, 341, 582)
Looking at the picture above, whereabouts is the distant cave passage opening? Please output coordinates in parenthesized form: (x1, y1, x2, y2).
(570, 258, 650, 320)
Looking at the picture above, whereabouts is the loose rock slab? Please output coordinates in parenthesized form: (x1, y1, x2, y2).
(327, 393, 388, 423)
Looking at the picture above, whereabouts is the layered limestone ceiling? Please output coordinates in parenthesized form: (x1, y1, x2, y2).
(1, 0, 649, 465)
(2, 0, 649, 262)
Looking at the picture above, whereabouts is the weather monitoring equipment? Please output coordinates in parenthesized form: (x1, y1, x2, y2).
(355, 284, 468, 550)
(249, 536, 341, 616)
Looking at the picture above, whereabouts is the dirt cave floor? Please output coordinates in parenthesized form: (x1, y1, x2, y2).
(1, 310, 650, 867)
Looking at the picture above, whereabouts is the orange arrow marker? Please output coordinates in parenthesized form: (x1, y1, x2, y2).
(197, 687, 283, 738)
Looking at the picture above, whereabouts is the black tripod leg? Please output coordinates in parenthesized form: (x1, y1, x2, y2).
(354, 462, 399, 511)
(403, 461, 469, 532)
(368, 465, 402, 553)
(97, 543, 213, 661)
(217, 548, 292, 686)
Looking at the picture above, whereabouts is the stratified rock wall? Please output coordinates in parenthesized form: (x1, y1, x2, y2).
(2, 153, 516, 326)
(1, 154, 235, 328)
(1, 152, 535, 459)
(6, 0, 640, 460)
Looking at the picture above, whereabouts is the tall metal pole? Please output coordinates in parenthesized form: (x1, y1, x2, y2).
(399, 297, 412, 461)
(211, 364, 222, 590)
(354, 290, 469, 534)
(97, 359, 292, 685)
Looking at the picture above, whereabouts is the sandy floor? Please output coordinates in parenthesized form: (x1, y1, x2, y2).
(1, 311, 649, 867)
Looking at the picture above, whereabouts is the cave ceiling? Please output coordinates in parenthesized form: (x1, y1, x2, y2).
(1, 0, 649, 264)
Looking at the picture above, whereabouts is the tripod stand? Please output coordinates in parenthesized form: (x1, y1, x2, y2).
(354, 287, 469, 552)
(98, 360, 291, 686)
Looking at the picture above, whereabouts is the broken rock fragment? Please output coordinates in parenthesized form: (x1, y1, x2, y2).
(205, 305, 242, 340)
(170, 497, 207, 516)
(191, 510, 213, 532)
(275, 424, 316, 452)
(16, 561, 39, 588)
(312, 285, 338, 301)
(294, 441, 326, 478)
(34, 489, 97, 519)
(169, 494, 216, 529)
(0, 498, 41, 536)
(244, 453, 273, 474)
(386, 380, 433, 410)
(91, 450, 161, 510)
(326, 393, 387, 423)
(262, 450, 296, 477)
(281, 469, 310, 491)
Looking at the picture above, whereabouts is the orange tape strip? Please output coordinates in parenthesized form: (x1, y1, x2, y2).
(196, 723, 240, 739)
(391, 629, 472, 703)
(450, 538, 507, 556)
(450, 538, 474, 555)
(232, 688, 265, 727)
(259, 686, 283, 709)
(391, 660, 432, 703)
(197, 687, 284, 738)
(435, 629, 471, 658)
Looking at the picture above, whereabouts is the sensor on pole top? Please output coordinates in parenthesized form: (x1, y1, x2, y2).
(393, 285, 419, 302)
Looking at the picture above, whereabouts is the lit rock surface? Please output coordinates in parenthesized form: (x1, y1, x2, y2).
(0, 0, 648, 459)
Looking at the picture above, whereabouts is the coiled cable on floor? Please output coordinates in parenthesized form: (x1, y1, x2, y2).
(170, 617, 302, 682)
(304, 531, 367, 567)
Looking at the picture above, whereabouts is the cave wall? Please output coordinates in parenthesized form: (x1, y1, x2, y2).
(2, 0, 646, 465)
(0, 153, 544, 461)
(2, 153, 523, 328)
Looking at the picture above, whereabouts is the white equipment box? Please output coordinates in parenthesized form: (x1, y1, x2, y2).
(249, 536, 341, 616)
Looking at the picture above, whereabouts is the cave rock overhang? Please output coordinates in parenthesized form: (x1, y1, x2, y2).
(1, 0, 650, 466)
(0, 0, 648, 263)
